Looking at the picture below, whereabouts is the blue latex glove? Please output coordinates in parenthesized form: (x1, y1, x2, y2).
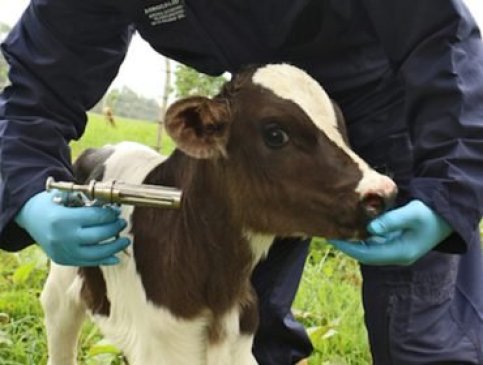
(15, 190, 130, 266)
(328, 200, 453, 266)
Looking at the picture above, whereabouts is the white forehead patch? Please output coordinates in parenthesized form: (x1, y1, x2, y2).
(253, 64, 342, 146)
(252, 64, 380, 195)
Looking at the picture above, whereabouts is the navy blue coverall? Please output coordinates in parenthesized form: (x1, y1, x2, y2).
(1, 0, 483, 363)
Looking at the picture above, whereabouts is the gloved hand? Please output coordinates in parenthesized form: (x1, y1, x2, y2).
(328, 200, 453, 266)
(15, 190, 130, 266)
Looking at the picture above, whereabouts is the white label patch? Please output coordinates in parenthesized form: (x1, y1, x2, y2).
(144, 0, 186, 26)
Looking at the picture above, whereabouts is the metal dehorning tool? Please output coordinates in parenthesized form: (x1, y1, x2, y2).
(46, 177, 182, 209)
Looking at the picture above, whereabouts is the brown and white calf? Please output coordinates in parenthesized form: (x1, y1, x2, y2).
(41, 64, 397, 365)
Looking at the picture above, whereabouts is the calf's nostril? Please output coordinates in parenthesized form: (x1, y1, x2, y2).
(361, 193, 386, 219)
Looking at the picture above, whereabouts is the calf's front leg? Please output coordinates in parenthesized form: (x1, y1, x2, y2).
(41, 264, 86, 365)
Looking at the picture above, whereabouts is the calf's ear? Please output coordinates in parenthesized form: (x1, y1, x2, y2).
(165, 96, 231, 159)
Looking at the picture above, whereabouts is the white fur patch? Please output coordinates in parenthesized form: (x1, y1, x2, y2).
(231, 336, 258, 365)
(103, 141, 166, 185)
(253, 64, 341, 145)
(252, 64, 394, 198)
(244, 231, 275, 266)
(206, 308, 244, 365)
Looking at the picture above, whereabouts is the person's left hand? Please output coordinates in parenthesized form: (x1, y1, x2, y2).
(328, 200, 453, 266)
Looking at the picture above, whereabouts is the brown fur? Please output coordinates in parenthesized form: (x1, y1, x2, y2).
(79, 267, 110, 316)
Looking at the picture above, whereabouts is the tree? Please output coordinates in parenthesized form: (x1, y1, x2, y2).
(156, 57, 172, 151)
(0, 54, 7, 89)
(174, 64, 227, 98)
(0, 23, 11, 90)
(0, 23, 9, 36)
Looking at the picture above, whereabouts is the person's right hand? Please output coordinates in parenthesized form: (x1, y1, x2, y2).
(15, 191, 130, 266)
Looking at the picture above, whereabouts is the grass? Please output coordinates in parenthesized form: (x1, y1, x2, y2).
(0, 113, 370, 364)
(69, 114, 175, 158)
(294, 240, 370, 365)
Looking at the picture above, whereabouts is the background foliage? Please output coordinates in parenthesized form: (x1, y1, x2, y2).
(91, 87, 162, 123)
(0, 23, 11, 90)
(173, 64, 227, 99)
(88, 64, 227, 124)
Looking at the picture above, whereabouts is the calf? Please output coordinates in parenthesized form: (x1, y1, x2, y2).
(41, 64, 397, 365)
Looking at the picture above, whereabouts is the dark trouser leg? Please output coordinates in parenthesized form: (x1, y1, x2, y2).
(361, 241, 483, 365)
(251, 237, 313, 365)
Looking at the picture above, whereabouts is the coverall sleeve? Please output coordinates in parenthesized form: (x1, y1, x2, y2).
(0, 0, 132, 251)
(362, 0, 483, 252)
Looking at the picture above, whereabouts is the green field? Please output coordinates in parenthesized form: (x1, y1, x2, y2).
(69, 114, 175, 158)
(0, 113, 370, 364)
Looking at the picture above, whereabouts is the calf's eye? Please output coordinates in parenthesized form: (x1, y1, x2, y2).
(262, 123, 290, 149)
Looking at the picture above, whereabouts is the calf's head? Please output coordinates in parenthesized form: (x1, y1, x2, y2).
(165, 64, 397, 239)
